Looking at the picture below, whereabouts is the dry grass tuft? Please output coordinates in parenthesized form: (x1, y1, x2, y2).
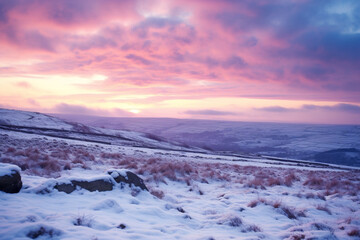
(73, 214, 93, 227)
(247, 198, 266, 208)
(245, 177, 266, 190)
(316, 204, 332, 215)
(150, 189, 165, 199)
(247, 198, 304, 220)
(348, 228, 360, 237)
(280, 206, 297, 219)
(304, 176, 324, 187)
(246, 224, 261, 232)
(288, 234, 306, 240)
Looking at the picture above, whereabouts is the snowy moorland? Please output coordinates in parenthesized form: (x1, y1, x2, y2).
(1, 109, 360, 240)
(55, 115, 360, 167)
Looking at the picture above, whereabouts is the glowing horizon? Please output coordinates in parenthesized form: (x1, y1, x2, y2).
(1, 0, 359, 124)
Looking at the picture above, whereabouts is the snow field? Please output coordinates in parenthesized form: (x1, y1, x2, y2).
(1, 135, 359, 239)
(0, 110, 359, 239)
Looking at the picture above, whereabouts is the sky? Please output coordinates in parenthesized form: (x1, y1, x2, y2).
(0, 0, 360, 124)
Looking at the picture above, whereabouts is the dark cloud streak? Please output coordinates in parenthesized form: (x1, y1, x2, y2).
(184, 109, 238, 116)
(255, 106, 294, 112)
(303, 103, 360, 113)
(256, 103, 360, 113)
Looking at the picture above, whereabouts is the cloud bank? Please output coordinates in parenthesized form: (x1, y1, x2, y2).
(256, 103, 360, 114)
(0, 0, 359, 123)
(184, 109, 237, 116)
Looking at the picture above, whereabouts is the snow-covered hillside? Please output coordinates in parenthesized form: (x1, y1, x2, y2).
(0, 109, 199, 152)
(54, 115, 360, 167)
(0, 109, 75, 130)
(1, 109, 359, 239)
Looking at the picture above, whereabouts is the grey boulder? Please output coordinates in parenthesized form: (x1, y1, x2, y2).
(0, 163, 22, 193)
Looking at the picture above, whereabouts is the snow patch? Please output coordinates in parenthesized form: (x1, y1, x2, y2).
(108, 168, 128, 180)
(0, 163, 21, 176)
(92, 199, 124, 213)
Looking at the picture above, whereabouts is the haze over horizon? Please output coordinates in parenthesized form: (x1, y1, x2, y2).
(1, 0, 360, 124)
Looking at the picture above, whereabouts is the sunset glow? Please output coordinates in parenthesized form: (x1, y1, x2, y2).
(0, 0, 359, 124)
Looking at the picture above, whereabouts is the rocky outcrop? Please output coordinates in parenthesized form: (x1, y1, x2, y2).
(54, 177, 114, 194)
(107, 169, 148, 191)
(0, 163, 22, 193)
(34, 169, 148, 194)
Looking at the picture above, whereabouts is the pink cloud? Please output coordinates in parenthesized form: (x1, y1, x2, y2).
(184, 109, 238, 116)
(27, 98, 39, 106)
(15, 81, 31, 88)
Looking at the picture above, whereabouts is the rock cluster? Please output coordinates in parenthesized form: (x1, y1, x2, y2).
(0, 164, 148, 195)
(54, 178, 114, 194)
(51, 169, 148, 194)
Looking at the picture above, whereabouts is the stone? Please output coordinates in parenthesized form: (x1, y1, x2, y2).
(54, 177, 114, 194)
(107, 169, 148, 191)
(71, 179, 113, 192)
(54, 183, 76, 194)
(117, 224, 126, 229)
(36, 170, 147, 194)
(0, 164, 22, 193)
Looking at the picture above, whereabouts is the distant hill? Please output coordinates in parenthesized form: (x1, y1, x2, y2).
(0, 109, 198, 152)
(314, 148, 360, 166)
(53, 114, 360, 167)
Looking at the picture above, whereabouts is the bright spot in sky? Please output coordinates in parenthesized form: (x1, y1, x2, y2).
(129, 109, 141, 114)
(91, 74, 108, 81)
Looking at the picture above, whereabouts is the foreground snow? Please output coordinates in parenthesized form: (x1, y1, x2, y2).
(1, 166, 359, 240)
(0, 109, 359, 239)
(1, 134, 359, 239)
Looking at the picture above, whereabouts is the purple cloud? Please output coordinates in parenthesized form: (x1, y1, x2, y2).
(0, 0, 18, 23)
(53, 103, 133, 116)
(303, 103, 360, 113)
(255, 106, 294, 112)
(292, 65, 333, 81)
(256, 103, 360, 114)
(24, 31, 55, 52)
(213, 0, 360, 89)
(54, 103, 98, 115)
(125, 54, 152, 65)
(70, 35, 117, 51)
(27, 99, 39, 106)
(184, 109, 237, 116)
(222, 55, 247, 69)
